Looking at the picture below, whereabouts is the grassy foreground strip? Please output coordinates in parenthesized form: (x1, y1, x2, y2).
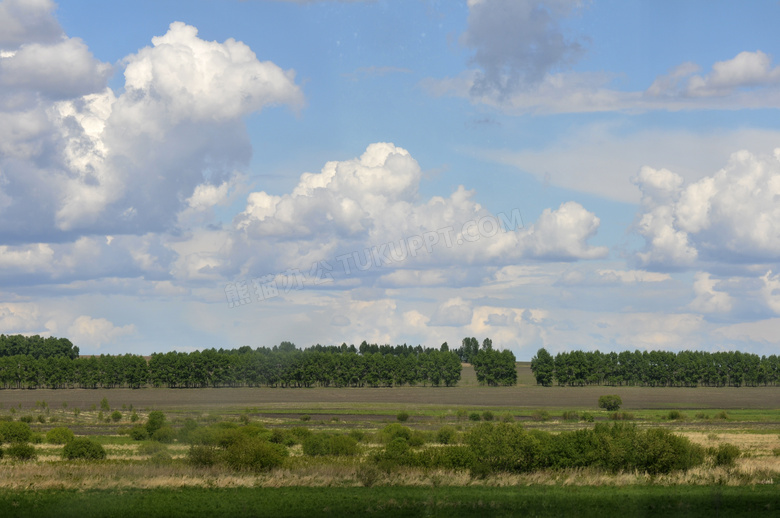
(1, 485, 778, 518)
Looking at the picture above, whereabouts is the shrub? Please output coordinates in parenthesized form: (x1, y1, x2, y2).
(711, 443, 740, 467)
(329, 435, 359, 456)
(465, 422, 541, 474)
(355, 463, 381, 487)
(145, 411, 166, 436)
(634, 428, 704, 474)
(151, 426, 176, 443)
(300, 415, 311, 422)
(437, 426, 457, 445)
(46, 427, 75, 445)
(37, 415, 46, 424)
(19, 415, 34, 424)
(581, 412, 594, 423)
(598, 395, 622, 412)
(456, 409, 468, 421)
(7, 443, 36, 461)
(129, 426, 149, 441)
(396, 411, 410, 422)
(715, 411, 729, 420)
(347, 429, 365, 442)
(468, 412, 481, 422)
(222, 437, 287, 472)
(110, 410, 122, 422)
(501, 413, 514, 423)
(302, 434, 330, 456)
(130, 411, 139, 423)
(239, 414, 250, 425)
(531, 410, 550, 422)
(481, 411, 494, 422)
(407, 430, 428, 447)
(562, 411, 579, 421)
(290, 427, 314, 441)
(100, 397, 110, 412)
(695, 412, 710, 420)
(0, 421, 32, 443)
(30, 433, 43, 444)
(188, 445, 219, 467)
(63, 438, 106, 460)
(379, 423, 412, 444)
(667, 410, 685, 420)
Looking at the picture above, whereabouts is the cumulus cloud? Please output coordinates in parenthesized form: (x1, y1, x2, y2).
(689, 272, 732, 313)
(429, 297, 473, 327)
(0, 0, 62, 47)
(228, 143, 607, 281)
(0, 20, 303, 242)
(632, 149, 780, 269)
(67, 315, 135, 349)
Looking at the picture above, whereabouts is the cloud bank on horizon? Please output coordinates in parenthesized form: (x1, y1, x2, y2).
(0, 0, 779, 358)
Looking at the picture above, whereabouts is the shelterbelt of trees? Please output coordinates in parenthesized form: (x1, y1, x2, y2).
(530, 348, 780, 387)
(0, 336, 516, 389)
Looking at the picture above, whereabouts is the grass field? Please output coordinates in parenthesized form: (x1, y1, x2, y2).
(1, 362, 779, 517)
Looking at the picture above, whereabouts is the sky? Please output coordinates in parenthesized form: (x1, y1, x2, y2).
(1, 0, 780, 359)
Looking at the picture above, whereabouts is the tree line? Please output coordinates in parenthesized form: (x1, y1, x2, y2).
(531, 348, 780, 387)
(0, 342, 465, 389)
(456, 337, 517, 386)
(0, 334, 79, 360)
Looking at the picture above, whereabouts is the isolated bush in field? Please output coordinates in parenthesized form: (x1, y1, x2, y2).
(129, 426, 149, 441)
(437, 426, 457, 445)
(711, 443, 740, 466)
(302, 434, 330, 456)
(100, 398, 110, 412)
(151, 426, 176, 444)
(531, 410, 550, 422)
(456, 409, 468, 421)
(396, 411, 410, 422)
(36, 415, 46, 424)
(329, 435, 359, 456)
(379, 423, 412, 444)
(63, 438, 106, 460)
(667, 410, 685, 420)
(138, 441, 168, 455)
(187, 445, 218, 467)
(347, 429, 365, 442)
(598, 395, 622, 412)
(239, 413, 251, 425)
(7, 442, 36, 461)
(355, 463, 381, 487)
(0, 421, 32, 443)
(468, 412, 481, 422)
(562, 411, 579, 421)
(130, 411, 139, 423)
(501, 413, 514, 423)
(110, 410, 122, 422)
(715, 411, 729, 420)
(46, 427, 75, 445)
(465, 422, 542, 474)
(580, 412, 594, 423)
(290, 426, 313, 441)
(634, 428, 704, 474)
(145, 411, 166, 436)
(300, 414, 311, 422)
(481, 411, 494, 422)
(19, 415, 33, 424)
(695, 412, 710, 420)
(222, 437, 287, 472)
(408, 430, 428, 447)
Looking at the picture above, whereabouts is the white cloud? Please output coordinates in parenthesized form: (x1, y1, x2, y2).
(0, 302, 41, 333)
(596, 269, 671, 284)
(67, 315, 135, 349)
(518, 201, 607, 260)
(715, 317, 780, 344)
(0, 0, 61, 47)
(689, 272, 732, 313)
(761, 270, 780, 315)
(632, 148, 780, 269)
(429, 297, 473, 327)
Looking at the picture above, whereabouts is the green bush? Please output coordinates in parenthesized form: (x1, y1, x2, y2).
(581, 412, 594, 423)
(465, 422, 542, 474)
(188, 445, 218, 467)
(130, 411, 139, 423)
(145, 411, 166, 436)
(7, 442, 36, 461)
(456, 409, 468, 421)
(598, 395, 622, 412)
(437, 426, 457, 445)
(667, 410, 685, 420)
(715, 411, 729, 420)
(711, 443, 740, 467)
(408, 430, 428, 447)
(46, 427, 75, 445)
(329, 435, 359, 456)
(0, 421, 32, 443)
(379, 423, 412, 444)
(481, 411, 494, 422)
(300, 414, 311, 422)
(129, 426, 149, 441)
(151, 426, 176, 443)
(468, 412, 481, 422)
(110, 410, 123, 422)
(100, 398, 110, 412)
(347, 429, 365, 442)
(222, 437, 287, 472)
(302, 434, 330, 456)
(562, 411, 579, 421)
(531, 410, 550, 422)
(63, 438, 106, 460)
(414, 445, 475, 471)
(150, 450, 174, 466)
(37, 415, 46, 424)
(396, 411, 410, 422)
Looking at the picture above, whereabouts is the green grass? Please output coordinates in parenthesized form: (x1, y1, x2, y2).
(0, 485, 778, 518)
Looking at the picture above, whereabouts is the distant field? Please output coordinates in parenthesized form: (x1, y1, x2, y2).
(1, 362, 779, 412)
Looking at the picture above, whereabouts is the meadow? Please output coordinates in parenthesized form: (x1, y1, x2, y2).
(0, 363, 778, 516)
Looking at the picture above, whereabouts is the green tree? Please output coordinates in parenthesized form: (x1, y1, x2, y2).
(530, 348, 555, 387)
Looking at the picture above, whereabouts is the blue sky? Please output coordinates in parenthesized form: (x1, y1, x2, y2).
(2, 0, 780, 359)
